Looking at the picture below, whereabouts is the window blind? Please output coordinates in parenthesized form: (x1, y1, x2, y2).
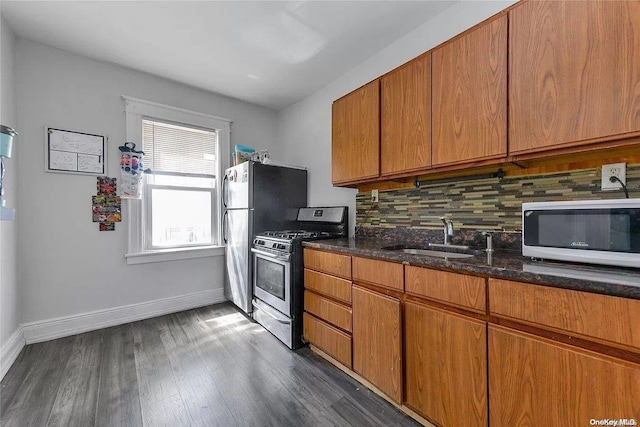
(142, 119, 217, 177)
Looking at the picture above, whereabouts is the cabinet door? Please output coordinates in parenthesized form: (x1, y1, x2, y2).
(405, 302, 487, 427)
(352, 286, 402, 403)
(489, 325, 640, 426)
(332, 80, 380, 184)
(381, 54, 431, 176)
(509, 1, 640, 154)
(432, 15, 507, 166)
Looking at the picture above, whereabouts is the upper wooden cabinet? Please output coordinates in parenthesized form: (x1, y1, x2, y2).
(509, 1, 640, 154)
(432, 15, 508, 166)
(381, 54, 431, 176)
(331, 80, 380, 184)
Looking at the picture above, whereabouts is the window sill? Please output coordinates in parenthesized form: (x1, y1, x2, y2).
(125, 245, 225, 265)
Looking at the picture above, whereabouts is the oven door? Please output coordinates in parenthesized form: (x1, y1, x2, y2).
(251, 247, 291, 317)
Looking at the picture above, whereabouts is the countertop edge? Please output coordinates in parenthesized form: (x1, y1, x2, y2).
(303, 239, 640, 301)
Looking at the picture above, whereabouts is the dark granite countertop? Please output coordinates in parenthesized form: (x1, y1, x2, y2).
(303, 238, 640, 300)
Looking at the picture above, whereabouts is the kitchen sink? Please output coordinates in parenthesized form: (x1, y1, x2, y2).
(381, 244, 483, 259)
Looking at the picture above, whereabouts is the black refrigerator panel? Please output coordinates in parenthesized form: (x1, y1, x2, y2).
(251, 163, 308, 232)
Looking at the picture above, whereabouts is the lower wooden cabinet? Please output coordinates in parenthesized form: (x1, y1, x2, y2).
(405, 301, 488, 427)
(303, 313, 352, 368)
(352, 285, 402, 403)
(489, 325, 640, 426)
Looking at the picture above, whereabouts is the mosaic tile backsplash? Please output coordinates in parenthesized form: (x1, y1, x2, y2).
(355, 164, 640, 233)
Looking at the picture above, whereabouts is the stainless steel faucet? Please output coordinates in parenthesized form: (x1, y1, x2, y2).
(482, 231, 494, 253)
(440, 216, 454, 245)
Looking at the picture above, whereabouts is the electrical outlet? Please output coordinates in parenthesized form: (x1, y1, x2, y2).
(601, 163, 626, 190)
(371, 189, 379, 203)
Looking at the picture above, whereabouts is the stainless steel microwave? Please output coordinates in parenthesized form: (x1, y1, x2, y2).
(522, 199, 640, 268)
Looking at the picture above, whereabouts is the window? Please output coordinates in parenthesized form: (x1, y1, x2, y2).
(143, 120, 216, 249)
(124, 97, 230, 264)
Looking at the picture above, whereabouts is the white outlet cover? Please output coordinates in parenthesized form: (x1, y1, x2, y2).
(601, 162, 626, 190)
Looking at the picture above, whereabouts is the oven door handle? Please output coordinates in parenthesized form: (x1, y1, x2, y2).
(250, 248, 291, 262)
(253, 299, 292, 324)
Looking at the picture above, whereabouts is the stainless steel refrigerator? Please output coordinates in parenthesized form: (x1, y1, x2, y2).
(223, 161, 307, 314)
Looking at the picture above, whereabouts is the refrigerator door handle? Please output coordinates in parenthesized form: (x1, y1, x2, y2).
(223, 210, 228, 244)
(222, 173, 229, 208)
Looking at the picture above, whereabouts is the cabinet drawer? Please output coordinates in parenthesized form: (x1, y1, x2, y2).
(305, 291, 352, 332)
(489, 278, 640, 352)
(304, 269, 352, 304)
(352, 257, 404, 291)
(304, 249, 351, 279)
(303, 313, 352, 368)
(405, 266, 486, 313)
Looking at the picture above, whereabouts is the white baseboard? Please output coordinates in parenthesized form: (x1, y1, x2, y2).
(0, 327, 26, 381)
(22, 288, 226, 344)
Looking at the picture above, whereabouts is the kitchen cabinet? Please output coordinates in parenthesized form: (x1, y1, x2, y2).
(489, 325, 640, 426)
(305, 246, 640, 426)
(432, 15, 507, 166)
(304, 249, 351, 280)
(303, 313, 352, 368)
(380, 54, 431, 176)
(352, 256, 404, 291)
(352, 285, 402, 403)
(489, 278, 640, 352)
(489, 278, 640, 425)
(405, 266, 486, 314)
(304, 291, 352, 332)
(405, 301, 487, 427)
(509, 0, 640, 154)
(331, 80, 380, 185)
(303, 249, 353, 368)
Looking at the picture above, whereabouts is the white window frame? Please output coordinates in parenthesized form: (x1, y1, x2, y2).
(144, 180, 215, 250)
(123, 96, 231, 265)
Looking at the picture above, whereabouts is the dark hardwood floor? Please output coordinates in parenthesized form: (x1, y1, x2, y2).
(0, 303, 418, 426)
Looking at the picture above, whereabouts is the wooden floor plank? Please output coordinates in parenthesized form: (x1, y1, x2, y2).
(1, 336, 76, 427)
(161, 311, 237, 427)
(95, 324, 143, 427)
(47, 330, 104, 427)
(0, 343, 47, 417)
(132, 316, 191, 426)
(1, 302, 418, 427)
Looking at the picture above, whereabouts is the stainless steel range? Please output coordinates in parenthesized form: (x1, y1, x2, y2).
(251, 207, 348, 349)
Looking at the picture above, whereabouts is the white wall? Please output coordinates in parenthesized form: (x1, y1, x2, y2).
(277, 1, 517, 233)
(15, 39, 279, 324)
(0, 16, 20, 358)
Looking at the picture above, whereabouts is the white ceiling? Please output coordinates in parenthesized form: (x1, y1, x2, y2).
(1, 0, 456, 110)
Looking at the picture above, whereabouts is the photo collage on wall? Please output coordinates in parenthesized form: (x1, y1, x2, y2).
(92, 177, 121, 231)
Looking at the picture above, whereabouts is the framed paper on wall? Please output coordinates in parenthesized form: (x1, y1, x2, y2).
(45, 127, 107, 175)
